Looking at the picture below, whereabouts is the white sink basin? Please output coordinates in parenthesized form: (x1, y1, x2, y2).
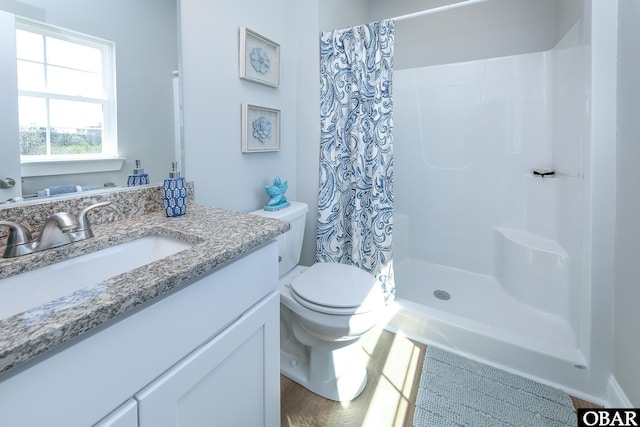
(0, 235, 194, 320)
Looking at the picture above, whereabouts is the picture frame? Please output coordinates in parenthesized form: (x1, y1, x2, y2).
(241, 103, 281, 153)
(239, 26, 280, 87)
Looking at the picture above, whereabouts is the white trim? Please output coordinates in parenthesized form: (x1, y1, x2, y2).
(392, 0, 491, 22)
(607, 375, 633, 408)
(21, 158, 125, 177)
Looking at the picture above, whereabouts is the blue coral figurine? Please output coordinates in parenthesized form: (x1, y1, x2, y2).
(264, 176, 290, 211)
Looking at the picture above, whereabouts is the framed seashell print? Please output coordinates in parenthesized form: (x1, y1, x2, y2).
(241, 103, 281, 153)
(239, 26, 280, 87)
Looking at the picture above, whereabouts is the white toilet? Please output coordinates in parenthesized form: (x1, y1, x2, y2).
(251, 201, 386, 401)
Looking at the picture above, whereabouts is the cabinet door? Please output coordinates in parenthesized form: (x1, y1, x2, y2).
(136, 292, 280, 427)
(94, 399, 138, 427)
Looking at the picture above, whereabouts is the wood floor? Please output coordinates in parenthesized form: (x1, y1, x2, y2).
(280, 328, 601, 427)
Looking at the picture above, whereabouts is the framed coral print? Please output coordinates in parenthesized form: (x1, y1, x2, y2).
(239, 26, 280, 87)
(241, 103, 281, 153)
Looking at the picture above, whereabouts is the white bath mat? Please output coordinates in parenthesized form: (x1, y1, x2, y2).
(413, 346, 577, 426)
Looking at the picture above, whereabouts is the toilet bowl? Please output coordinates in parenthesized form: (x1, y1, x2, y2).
(250, 202, 386, 401)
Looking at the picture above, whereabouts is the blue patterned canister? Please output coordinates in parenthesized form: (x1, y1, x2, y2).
(127, 160, 150, 186)
(162, 176, 187, 217)
(127, 173, 150, 187)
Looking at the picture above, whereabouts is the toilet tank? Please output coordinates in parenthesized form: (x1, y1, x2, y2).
(250, 201, 308, 277)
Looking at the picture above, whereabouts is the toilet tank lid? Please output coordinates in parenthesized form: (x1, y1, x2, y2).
(249, 201, 308, 221)
(291, 263, 383, 310)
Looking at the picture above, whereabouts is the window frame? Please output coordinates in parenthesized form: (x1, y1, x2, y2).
(15, 17, 118, 167)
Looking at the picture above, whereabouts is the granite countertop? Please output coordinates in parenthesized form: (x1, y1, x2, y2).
(0, 204, 289, 374)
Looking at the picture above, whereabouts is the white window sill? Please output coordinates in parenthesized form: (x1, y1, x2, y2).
(21, 158, 126, 177)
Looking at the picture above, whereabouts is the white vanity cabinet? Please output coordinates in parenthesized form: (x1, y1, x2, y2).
(136, 292, 279, 426)
(0, 241, 280, 427)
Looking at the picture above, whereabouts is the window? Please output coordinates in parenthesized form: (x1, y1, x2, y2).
(16, 19, 117, 162)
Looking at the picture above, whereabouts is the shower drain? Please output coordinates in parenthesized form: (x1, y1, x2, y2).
(433, 290, 451, 300)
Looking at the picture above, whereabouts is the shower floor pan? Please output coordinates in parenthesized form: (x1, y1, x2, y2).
(380, 258, 595, 400)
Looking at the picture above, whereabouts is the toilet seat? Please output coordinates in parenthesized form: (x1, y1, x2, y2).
(290, 263, 384, 315)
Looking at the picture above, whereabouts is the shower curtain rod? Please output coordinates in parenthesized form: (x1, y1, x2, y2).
(392, 0, 491, 22)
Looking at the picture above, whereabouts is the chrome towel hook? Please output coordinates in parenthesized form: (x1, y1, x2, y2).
(532, 168, 555, 178)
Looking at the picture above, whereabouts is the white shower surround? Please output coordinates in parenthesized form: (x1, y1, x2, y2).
(387, 23, 596, 398)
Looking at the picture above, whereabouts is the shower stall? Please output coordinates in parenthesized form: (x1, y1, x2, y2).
(381, 0, 601, 399)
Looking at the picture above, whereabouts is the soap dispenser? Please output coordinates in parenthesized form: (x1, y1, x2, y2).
(162, 161, 187, 217)
(127, 160, 150, 186)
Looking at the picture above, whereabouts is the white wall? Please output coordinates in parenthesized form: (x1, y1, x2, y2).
(319, 0, 368, 32)
(548, 15, 590, 341)
(369, 0, 559, 69)
(393, 30, 587, 275)
(296, 1, 322, 266)
(613, 0, 640, 407)
(394, 52, 551, 275)
(180, 0, 316, 213)
(586, 0, 617, 402)
(0, 0, 179, 193)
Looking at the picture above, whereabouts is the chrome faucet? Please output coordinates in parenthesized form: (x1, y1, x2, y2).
(0, 221, 35, 257)
(73, 201, 111, 240)
(0, 201, 111, 258)
(37, 212, 80, 252)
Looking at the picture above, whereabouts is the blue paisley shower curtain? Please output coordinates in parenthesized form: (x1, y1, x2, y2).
(317, 20, 395, 301)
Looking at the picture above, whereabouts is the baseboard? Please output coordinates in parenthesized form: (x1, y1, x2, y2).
(607, 375, 633, 408)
